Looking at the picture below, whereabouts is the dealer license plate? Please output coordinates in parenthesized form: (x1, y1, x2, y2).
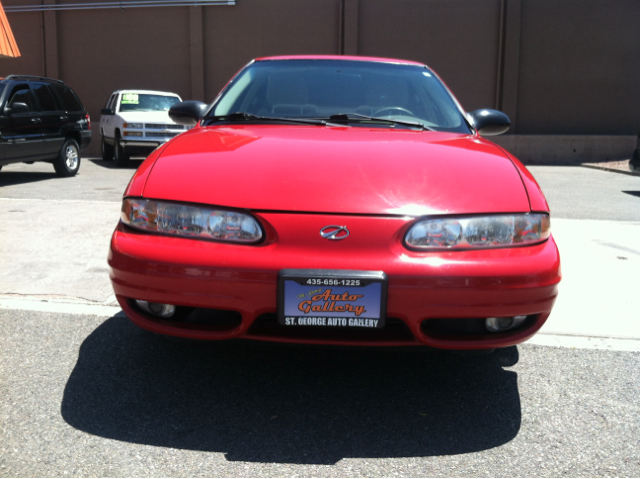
(277, 269, 387, 328)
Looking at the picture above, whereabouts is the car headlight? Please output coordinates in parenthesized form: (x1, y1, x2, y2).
(405, 214, 550, 250)
(121, 198, 263, 244)
(123, 123, 143, 129)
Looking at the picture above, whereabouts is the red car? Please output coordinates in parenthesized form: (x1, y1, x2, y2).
(108, 55, 561, 351)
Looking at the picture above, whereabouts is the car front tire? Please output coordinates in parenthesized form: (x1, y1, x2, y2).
(114, 133, 130, 167)
(630, 148, 640, 173)
(53, 139, 81, 177)
(102, 135, 114, 161)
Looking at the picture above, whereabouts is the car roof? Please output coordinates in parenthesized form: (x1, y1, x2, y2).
(112, 89, 181, 96)
(1, 75, 65, 85)
(254, 55, 426, 67)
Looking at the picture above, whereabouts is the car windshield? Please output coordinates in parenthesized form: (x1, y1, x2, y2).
(119, 93, 181, 112)
(209, 60, 470, 133)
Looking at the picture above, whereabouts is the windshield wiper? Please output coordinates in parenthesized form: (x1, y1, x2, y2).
(206, 112, 327, 126)
(328, 113, 432, 131)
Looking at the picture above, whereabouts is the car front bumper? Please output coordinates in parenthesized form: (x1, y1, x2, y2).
(108, 214, 561, 350)
(120, 139, 165, 149)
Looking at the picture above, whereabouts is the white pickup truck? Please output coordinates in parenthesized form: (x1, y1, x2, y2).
(99, 90, 190, 166)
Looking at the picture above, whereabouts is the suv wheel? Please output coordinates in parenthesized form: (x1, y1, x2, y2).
(53, 139, 81, 177)
(101, 135, 114, 161)
(114, 134, 130, 167)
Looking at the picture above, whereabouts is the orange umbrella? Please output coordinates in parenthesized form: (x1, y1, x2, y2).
(0, 0, 20, 58)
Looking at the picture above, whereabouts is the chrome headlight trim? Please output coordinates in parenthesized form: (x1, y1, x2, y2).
(404, 213, 550, 250)
(121, 198, 264, 244)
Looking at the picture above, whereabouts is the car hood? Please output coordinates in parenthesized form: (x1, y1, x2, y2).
(143, 125, 530, 216)
(116, 111, 178, 124)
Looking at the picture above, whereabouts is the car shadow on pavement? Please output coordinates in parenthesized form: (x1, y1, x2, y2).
(0, 170, 61, 187)
(622, 190, 640, 199)
(61, 315, 521, 465)
(88, 159, 144, 169)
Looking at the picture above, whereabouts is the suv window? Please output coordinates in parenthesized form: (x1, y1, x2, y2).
(51, 85, 83, 112)
(32, 83, 59, 112)
(8, 87, 36, 112)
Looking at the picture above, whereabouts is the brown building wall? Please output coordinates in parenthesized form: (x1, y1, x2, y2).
(516, 0, 640, 135)
(56, 6, 192, 132)
(1, 10, 42, 75)
(1, 0, 639, 157)
(358, 0, 501, 113)
(203, 0, 341, 100)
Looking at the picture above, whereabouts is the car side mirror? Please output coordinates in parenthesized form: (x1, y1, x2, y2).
(101, 108, 114, 115)
(6, 102, 30, 115)
(468, 109, 511, 136)
(169, 101, 208, 126)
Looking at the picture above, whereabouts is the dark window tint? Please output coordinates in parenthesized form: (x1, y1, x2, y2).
(33, 84, 59, 111)
(52, 86, 83, 111)
(211, 60, 470, 133)
(8, 87, 35, 112)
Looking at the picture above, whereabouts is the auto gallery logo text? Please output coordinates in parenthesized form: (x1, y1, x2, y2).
(297, 289, 366, 316)
(284, 316, 380, 328)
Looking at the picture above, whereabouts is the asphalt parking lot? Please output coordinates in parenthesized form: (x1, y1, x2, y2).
(1, 158, 639, 477)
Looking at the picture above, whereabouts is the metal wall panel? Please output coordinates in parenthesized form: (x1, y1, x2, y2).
(358, 0, 502, 112)
(516, 0, 640, 135)
(56, 7, 191, 129)
(0, 10, 42, 76)
(202, 0, 341, 101)
(1, 0, 639, 150)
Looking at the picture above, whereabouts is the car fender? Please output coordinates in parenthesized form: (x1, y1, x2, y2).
(484, 140, 550, 212)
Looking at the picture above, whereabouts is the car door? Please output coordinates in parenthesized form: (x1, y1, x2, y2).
(101, 93, 118, 140)
(31, 82, 65, 158)
(2, 84, 43, 162)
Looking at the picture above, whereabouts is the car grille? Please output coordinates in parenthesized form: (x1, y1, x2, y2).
(145, 132, 180, 138)
(145, 123, 185, 130)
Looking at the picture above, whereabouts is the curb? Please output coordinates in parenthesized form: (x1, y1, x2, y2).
(581, 164, 640, 177)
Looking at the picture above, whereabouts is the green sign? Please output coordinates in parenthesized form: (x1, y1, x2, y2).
(121, 93, 139, 104)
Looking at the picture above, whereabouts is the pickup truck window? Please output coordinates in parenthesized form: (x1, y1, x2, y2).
(119, 94, 181, 112)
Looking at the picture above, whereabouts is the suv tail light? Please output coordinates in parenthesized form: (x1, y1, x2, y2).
(85, 113, 91, 129)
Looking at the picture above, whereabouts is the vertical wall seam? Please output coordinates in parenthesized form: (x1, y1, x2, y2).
(343, 0, 358, 56)
(189, 6, 205, 101)
(501, 0, 521, 134)
(42, 0, 58, 79)
(338, 0, 345, 55)
(495, 0, 506, 111)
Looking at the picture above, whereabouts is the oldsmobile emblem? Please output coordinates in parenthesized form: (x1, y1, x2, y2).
(320, 225, 350, 241)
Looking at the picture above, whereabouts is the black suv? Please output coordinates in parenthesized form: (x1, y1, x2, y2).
(0, 75, 92, 177)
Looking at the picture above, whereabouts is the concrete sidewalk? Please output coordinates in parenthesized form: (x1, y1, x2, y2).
(534, 219, 640, 351)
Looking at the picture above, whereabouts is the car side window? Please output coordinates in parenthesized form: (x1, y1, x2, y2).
(106, 94, 116, 110)
(51, 85, 83, 112)
(32, 83, 60, 112)
(8, 86, 36, 113)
